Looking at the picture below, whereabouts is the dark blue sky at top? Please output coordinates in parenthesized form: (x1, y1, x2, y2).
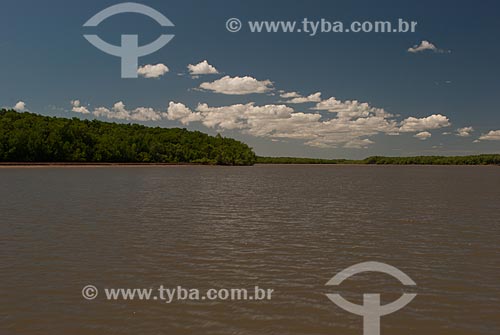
(1, 0, 499, 158)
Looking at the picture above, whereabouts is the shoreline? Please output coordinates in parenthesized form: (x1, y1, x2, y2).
(0, 162, 498, 168)
(0, 162, 210, 168)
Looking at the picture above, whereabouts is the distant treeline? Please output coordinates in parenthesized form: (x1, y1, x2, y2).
(0, 110, 256, 165)
(361, 155, 500, 165)
(257, 155, 500, 165)
(256, 156, 352, 164)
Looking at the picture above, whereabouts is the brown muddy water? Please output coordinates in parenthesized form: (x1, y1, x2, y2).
(1, 165, 499, 334)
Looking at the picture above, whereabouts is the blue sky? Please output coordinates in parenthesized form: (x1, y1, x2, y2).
(1, 0, 499, 158)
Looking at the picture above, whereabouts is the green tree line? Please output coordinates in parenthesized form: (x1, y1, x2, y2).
(256, 156, 350, 164)
(360, 155, 500, 165)
(257, 155, 500, 165)
(0, 110, 256, 165)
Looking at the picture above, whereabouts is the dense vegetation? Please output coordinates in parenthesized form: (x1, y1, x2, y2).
(257, 155, 500, 165)
(256, 156, 351, 164)
(0, 110, 256, 165)
(360, 155, 500, 165)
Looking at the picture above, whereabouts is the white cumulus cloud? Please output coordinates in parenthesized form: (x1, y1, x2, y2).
(284, 92, 322, 104)
(313, 97, 393, 120)
(137, 64, 169, 78)
(166, 102, 202, 125)
(162, 95, 453, 148)
(280, 91, 301, 98)
(91, 102, 164, 121)
(70, 100, 90, 114)
(14, 101, 27, 111)
(408, 40, 449, 53)
(164, 99, 400, 149)
(456, 126, 474, 137)
(399, 114, 450, 132)
(187, 60, 219, 76)
(414, 131, 432, 140)
(478, 130, 500, 141)
(199, 76, 273, 95)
